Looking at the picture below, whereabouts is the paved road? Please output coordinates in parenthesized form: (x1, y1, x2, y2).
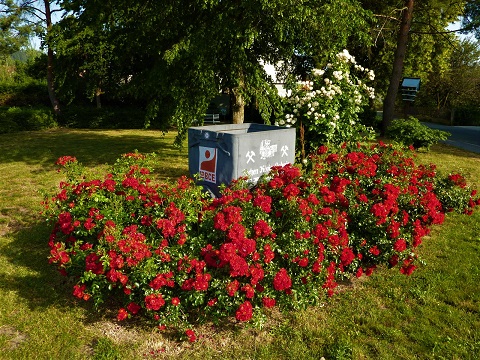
(423, 122, 480, 154)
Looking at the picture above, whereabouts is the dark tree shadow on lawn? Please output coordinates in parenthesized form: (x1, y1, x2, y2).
(0, 222, 88, 313)
(0, 129, 189, 172)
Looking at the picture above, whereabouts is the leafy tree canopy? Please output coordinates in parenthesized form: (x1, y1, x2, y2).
(462, 0, 480, 39)
(0, 0, 33, 58)
(54, 0, 373, 143)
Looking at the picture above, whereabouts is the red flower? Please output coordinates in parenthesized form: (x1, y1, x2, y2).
(235, 300, 253, 322)
(263, 244, 275, 264)
(268, 177, 284, 189)
(73, 284, 87, 299)
(229, 255, 249, 277)
(389, 255, 399, 267)
(241, 284, 255, 299)
(262, 297, 276, 308)
(85, 253, 104, 274)
(253, 220, 272, 238)
(127, 302, 141, 315)
(393, 239, 407, 252)
(185, 329, 196, 342)
(249, 263, 264, 285)
(273, 268, 292, 291)
(298, 257, 309, 267)
(283, 183, 300, 200)
(117, 308, 128, 321)
(340, 247, 355, 267)
(56, 155, 77, 166)
(171, 297, 181, 306)
(226, 280, 240, 296)
(317, 145, 328, 154)
(253, 194, 272, 213)
(193, 273, 211, 291)
(369, 246, 380, 256)
(144, 293, 165, 311)
(207, 298, 218, 307)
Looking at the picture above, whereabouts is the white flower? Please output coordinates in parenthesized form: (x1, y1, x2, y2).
(336, 49, 355, 64)
(279, 119, 285, 125)
(312, 68, 325, 77)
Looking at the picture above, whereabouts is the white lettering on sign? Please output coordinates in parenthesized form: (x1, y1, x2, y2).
(281, 145, 289, 157)
(260, 139, 278, 159)
(199, 146, 217, 183)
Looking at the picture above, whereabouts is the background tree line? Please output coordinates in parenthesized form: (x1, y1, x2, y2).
(1, 0, 480, 139)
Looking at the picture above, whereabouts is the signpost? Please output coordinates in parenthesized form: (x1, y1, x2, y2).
(401, 77, 421, 117)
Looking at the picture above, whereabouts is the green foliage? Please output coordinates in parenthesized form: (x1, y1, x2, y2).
(0, 106, 56, 133)
(0, 81, 50, 106)
(462, 0, 480, 39)
(418, 39, 480, 116)
(92, 338, 121, 360)
(0, 0, 33, 57)
(50, 0, 372, 143)
(358, 0, 466, 101)
(57, 106, 147, 129)
(385, 117, 450, 150)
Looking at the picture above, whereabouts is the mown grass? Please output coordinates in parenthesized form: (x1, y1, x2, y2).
(0, 130, 479, 359)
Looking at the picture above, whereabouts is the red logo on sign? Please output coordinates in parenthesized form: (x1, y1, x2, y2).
(199, 147, 217, 183)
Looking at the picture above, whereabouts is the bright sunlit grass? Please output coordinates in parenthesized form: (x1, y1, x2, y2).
(0, 129, 478, 359)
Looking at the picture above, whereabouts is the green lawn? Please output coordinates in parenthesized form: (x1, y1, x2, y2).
(0, 129, 479, 359)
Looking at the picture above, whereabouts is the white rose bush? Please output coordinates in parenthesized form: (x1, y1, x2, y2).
(278, 49, 376, 158)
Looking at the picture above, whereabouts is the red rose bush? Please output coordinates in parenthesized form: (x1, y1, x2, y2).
(43, 143, 480, 339)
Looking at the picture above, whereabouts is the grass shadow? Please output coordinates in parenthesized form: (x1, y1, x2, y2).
(0, 128, 189, 172)
(0, 222, 81, 312)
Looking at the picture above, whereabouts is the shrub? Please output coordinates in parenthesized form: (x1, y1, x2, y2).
(0, 106, 57, 133)
(385, 116, 450, 150)
(0, 81, 50, 107)
(43, 143, 479, 340)
(58, 106, 146, 129)
(279, 49, 376, 158)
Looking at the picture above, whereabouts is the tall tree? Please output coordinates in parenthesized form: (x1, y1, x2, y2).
(359, 0, 467, 134)
(381, 0, 414, 135)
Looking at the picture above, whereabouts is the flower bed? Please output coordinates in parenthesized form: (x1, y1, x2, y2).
(44, 143, 479, 340)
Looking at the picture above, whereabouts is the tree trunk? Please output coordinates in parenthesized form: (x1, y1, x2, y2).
(232, 87, 245, 124)
(96, 88, 102, 109)
(381, 0, 414, 136)
(44, 0, 61, 116)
